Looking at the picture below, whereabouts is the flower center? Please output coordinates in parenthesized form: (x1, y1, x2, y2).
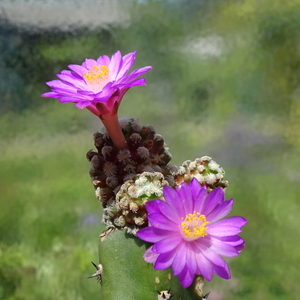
(180, 212, 209, 241)
(83, 65, 110, 93)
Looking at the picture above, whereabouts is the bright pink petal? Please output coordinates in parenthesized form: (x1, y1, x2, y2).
(189, 178, 207, 211)
(176, 182, 194, 215)
(147, 213, 178, 231)
(195, 252, 213, 281)
(210, 237, 240, 257)
(74, 100, 93, 109)
(41, 92, 59, 98)
(212, 261, 231, 279)
(172, 243, 187, 275)
(116, 51, 137, 79)
(120, 66, 152, 83)
(217, 235, 243, 244)
(136, 227, 161, 243)
(207, 199, 234, 223)
(152, 236, 182, 253)
(163, 186, 185, 218)
(177, 266, 195, 288)
(210, 216, 248, 229)
(109, 50, 122, 79)
(154, 247, 178, 270)
(122, 78, 147, 87)
(202, 187, 224, 216)
(96, 55, 110, 66)
(217, 235, 246, 250)
(156, 199, 181, 223)
(46, 80, 74, 90)
(145, 200, 161, 215)
(67, 64, 87, 77)
(56, 73, 87, 89)
(207, 225, 242, 237)
(185, 244, 198, 274)
(200, 245, 228, 267)
(143, 246, 159, 264)
(82, 58, 98, 69)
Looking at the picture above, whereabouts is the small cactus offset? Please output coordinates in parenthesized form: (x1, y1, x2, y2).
(42, 50, 247, 300)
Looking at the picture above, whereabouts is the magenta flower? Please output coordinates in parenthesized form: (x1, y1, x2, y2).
(42, 50, 151, 149)
(42, 50, 152, 117)
(137, 178, 247, 288)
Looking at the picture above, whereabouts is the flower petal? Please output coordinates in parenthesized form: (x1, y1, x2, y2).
(176, 182, 194, 215)
(210, 237, 241, 257)
(212, 260, 231, 279)
(116, 51, 137, 79)
(136, 227, 160, 243)
(82, 58, 98, 69)
(202, 187, 224, 216)
(172, 243, 187, 275)
(122, 78, 147, 87)
(185, 244, 198, 274)
(68, 64, 87, 77)
(177, 266, 195, 288)
(143, 246, 159, 264)
(200, 244, 228, 267)
(41, 92, 59, 98)
(163, 185, 185, 219)
(152, 236, 182, 253)
(207, 225, 242, 237)
(147, 213, 178, 231)
(74, 100, 93, 109)
(154, 247, 178, 270)
(109, 50, 122, 79)
(195, 252, 213, 281)
(145, 199, 161, 215)
(96, 55, 110, 66)
(215, 235, 246, 253)
(206, 199, 233, 223)
(56, 73, 86, 89)
(120, 66, 152, 83)
(189, 178, 207, 212)
(155, 199, 181, 223)
(209, 216, 248, 230)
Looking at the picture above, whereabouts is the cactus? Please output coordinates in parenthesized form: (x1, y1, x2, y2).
(86, 118, 232, 299)
(42, 50, 247, 300)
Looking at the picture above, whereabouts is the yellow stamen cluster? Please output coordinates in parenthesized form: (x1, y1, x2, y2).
(180, 212, 209, 240)
(84, 65, 109, 84)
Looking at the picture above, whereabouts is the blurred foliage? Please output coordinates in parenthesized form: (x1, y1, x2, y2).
(1, 0, 300, 299)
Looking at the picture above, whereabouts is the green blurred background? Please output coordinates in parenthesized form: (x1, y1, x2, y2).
(1, 0, 300, 299)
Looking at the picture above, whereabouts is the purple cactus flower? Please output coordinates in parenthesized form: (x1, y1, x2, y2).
(137, 178, 247, 288)
(42, 50, 152, 118)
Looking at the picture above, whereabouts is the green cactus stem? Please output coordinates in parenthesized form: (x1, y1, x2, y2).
(98, 229, 201, 300)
